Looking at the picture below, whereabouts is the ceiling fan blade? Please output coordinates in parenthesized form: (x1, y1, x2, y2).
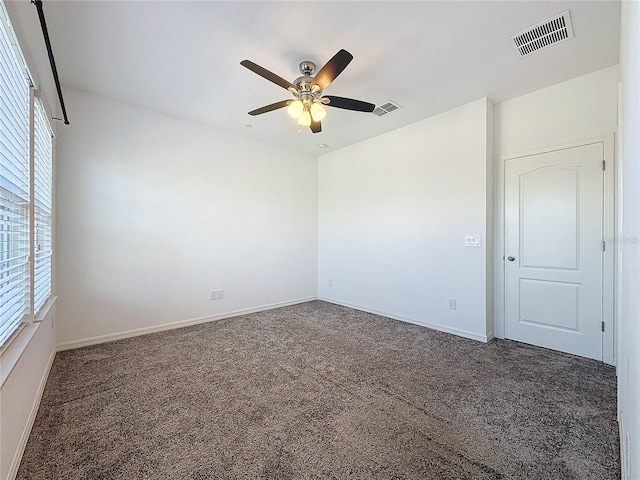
(248, 100, 291, 116)
(241, 60, 296, 91)
(324, 96, 375, 112)
(311, 49, 353, 91)
(310, 119, 322, 133)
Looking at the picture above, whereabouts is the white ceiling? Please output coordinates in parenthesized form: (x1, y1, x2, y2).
(6, 0, 620, 156)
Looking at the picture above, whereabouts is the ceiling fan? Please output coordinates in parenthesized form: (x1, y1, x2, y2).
(241, 49, 375, 133)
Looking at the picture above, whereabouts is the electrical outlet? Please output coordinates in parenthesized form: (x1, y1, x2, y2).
(329, 279, 333, 287)
(218, 289, 224, 300)
(210, 290, 217, 301)
(448, 299, 457, 310)
(464, 235, 482, 247)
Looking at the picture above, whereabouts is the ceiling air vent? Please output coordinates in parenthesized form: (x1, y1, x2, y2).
(373, 100, 402, 117)
(510, 10, 574, 57)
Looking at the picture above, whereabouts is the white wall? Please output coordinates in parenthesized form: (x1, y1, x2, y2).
(318, 98, 494, 341)
(494, 65, 619, 158)
(618, 2, 640, 478)
(55, 88, 318, 347)
(493, 65, 620, 341)
(1, 310, 56, 480)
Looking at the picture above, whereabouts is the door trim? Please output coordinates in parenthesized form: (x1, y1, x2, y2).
(494, 134, 616, 365)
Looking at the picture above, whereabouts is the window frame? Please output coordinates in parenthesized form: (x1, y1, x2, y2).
(0, 0, 54, 352)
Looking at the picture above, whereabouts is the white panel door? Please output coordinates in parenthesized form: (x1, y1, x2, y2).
(505, 143, 604, 360)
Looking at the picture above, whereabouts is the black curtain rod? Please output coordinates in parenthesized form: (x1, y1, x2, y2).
(31, 0, 69, 125)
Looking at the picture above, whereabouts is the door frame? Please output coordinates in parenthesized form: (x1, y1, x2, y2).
(494, 134, 616, 365)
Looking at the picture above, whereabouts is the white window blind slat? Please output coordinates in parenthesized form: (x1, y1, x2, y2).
(33, 99, 52, 315)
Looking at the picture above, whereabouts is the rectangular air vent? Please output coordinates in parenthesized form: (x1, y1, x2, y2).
(511, 10, 574, 57)
(373, 100, 402, 116)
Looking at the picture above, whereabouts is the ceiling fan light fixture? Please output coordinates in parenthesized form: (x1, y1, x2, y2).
(288, 100, 304, 119)
(310, 102, 326, 122)
(297, 110, 312, 127)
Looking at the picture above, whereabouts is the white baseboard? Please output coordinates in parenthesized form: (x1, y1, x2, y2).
(7, 347, 56, 480)
(56, 297, 318, 351)
(318, 297, 492, 343)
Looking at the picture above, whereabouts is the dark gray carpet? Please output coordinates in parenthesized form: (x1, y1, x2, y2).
(17, 301, 619, 479)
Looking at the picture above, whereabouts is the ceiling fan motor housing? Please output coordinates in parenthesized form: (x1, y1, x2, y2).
(293, 64, 322, 107)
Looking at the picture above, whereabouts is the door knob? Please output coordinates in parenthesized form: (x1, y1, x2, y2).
(507, 255, 515, 262)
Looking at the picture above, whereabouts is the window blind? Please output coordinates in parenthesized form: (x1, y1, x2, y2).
(33, 99, 52, 314)
(0, 11, 30, 345)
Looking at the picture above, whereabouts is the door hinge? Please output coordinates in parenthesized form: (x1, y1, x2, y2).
(602, 160, 606, 171)
(602, 321, 605, 332)
(602, 240, 606, 252)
